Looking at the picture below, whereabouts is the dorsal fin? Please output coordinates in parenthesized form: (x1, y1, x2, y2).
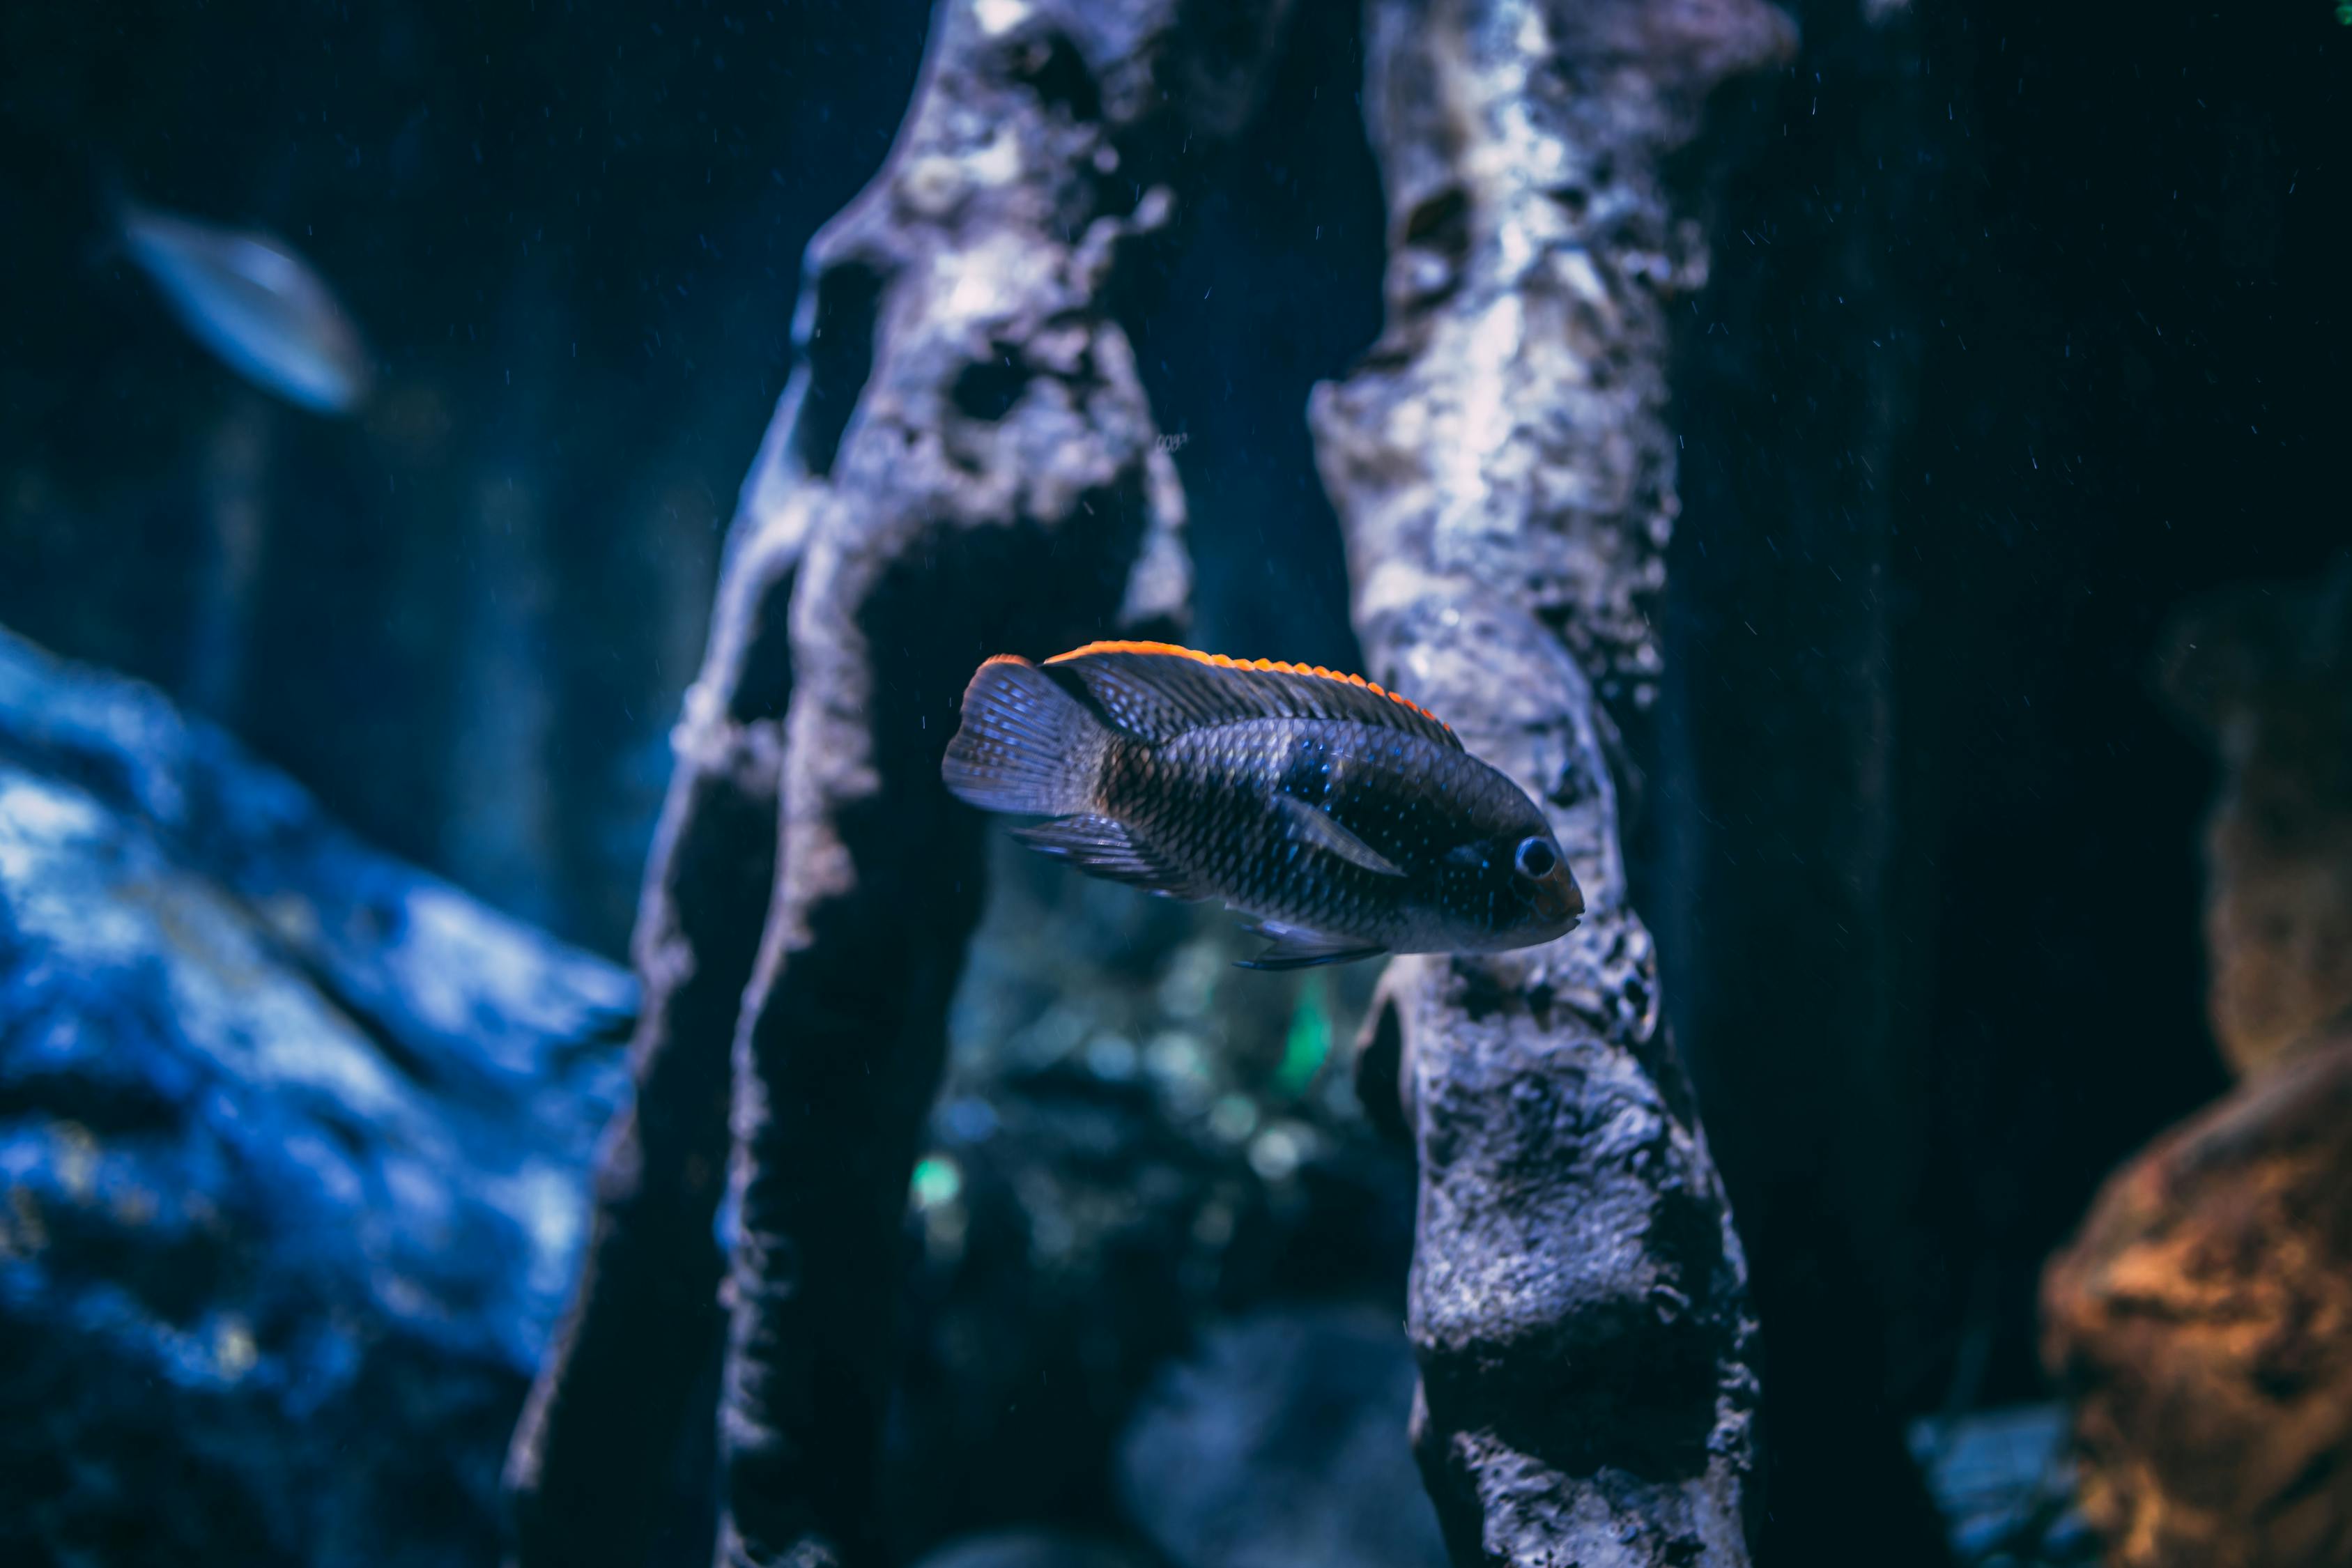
(1041, 640, 1461, 750)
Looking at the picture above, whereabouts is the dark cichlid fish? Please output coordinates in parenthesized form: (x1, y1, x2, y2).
(941, 640, 1584, 969)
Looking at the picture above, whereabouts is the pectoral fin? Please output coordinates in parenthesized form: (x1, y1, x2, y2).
(1233, 916, 1388, 971)
(1275, 795, 1405, 878)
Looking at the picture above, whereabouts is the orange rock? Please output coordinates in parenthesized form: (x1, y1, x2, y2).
(2041, 1022, 2352, 1567)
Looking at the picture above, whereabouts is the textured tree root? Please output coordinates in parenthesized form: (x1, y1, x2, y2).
(506, 2, 1293, 1565)
(1309, 1, 1792, 1563)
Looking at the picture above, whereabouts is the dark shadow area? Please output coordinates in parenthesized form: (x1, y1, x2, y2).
(1663, 0, 2344, 1561)
(1122, 0, 1386, 672)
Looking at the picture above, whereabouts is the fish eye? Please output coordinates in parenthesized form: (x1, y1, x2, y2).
(1512, 837, 1558, 879)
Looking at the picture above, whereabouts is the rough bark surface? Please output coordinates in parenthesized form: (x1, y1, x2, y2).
(1307, 1, 1792, 1563)
(2041, 1020, 2352, 1568)
(507, 3, 1301, 1560)
(699, 5, 1292, 1566)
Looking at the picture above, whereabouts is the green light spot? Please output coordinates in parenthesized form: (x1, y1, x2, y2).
(1209, 1094, 1260, 1143)
(910, 1155, 962, 1210)
(1274, 974, 1332, 1096)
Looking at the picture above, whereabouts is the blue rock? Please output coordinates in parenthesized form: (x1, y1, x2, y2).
(1906, 1403, 2100, 1565)
(0, 625, 633, 1567)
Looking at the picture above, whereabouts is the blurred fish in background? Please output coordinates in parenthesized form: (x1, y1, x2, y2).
(114, 194, 372, 415)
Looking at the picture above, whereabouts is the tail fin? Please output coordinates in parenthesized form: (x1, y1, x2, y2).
(942, 655, 1107, 817)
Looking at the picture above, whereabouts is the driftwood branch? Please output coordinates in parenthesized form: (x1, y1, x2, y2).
(1309, 1, 1792, 1562)
(513, 3, 1296, 1567)
(712, 1, 1304, 1551)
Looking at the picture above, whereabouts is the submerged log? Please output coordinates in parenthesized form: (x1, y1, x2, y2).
(511, 2, 1291, 1565)
(1308, 1, 1792, 1562)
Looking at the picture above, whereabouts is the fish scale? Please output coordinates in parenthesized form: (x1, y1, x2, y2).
(943, 642, 1584, 969)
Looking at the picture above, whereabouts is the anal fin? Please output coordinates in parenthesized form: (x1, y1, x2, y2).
(1012, 815, 1204, 900)
(1233, 916, 1388, 971)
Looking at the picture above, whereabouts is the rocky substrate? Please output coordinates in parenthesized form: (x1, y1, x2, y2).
(0, 624, 636, 1567)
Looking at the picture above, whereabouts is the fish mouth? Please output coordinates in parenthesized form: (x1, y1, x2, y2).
(1532, 868, 1585, 930)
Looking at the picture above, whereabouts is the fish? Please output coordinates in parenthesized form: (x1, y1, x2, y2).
(941, 640, 1585, 969)
(116, 197, 373, 415)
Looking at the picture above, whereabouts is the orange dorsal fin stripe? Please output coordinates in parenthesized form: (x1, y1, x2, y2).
(1043, 639, 1451, 731)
